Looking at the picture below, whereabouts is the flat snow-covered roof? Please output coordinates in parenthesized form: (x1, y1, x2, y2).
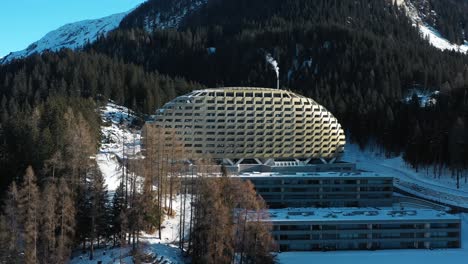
(267, 207, 460, 222)
(239, 171, 392, 179)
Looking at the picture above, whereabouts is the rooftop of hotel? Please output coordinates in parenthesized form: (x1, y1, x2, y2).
(180, 87, 310, 99)
(238, 170, 392, 179)
(267, 207, 460, 222)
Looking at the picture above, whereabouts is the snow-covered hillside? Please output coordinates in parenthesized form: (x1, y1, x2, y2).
(343, 143, 468, 208)
(1, 12, 128, 64)
(97, 102, 141, 192)
(70, 102, 189, 263)
(398, 0, 468, 53)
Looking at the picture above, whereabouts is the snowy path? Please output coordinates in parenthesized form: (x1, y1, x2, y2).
(344, 144, 468, 209)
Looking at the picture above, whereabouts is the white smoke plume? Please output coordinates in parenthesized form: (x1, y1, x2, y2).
(266, 53, 280, 89)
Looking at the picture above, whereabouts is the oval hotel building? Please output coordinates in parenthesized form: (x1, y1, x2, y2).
(151, 87, 346, 166)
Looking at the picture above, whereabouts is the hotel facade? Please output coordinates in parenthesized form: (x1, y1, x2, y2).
(151, 87, 461, 251)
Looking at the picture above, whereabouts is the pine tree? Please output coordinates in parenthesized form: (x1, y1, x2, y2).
(111, 183, 125, 246)
(88, 163, 108, 260)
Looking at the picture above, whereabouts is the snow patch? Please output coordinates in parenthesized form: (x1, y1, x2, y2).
(403, 88, 439, 107)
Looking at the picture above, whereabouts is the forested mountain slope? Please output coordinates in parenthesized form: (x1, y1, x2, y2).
(0, 51, 201, 194)
(87, 0, 468, 168)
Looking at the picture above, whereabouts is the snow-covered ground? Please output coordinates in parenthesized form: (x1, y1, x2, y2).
(70, 194, 191, 264)
(1, 12, 130, 64)
(343, 143, 468, 208)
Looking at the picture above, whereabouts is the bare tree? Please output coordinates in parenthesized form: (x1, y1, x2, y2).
(39, 181, 58, 263)
(56, 178, 76, 263)
(18, 166, 40, 264)
(2, 182, 21, 263)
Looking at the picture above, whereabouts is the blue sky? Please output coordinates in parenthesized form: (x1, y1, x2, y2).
(0, 0, 146, 58)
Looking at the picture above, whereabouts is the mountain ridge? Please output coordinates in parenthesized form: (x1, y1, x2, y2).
(1, 11, 130, 64)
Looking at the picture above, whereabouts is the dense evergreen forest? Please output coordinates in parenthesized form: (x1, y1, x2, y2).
(1, 0, 468, 262)
(0, 51, 202, 193)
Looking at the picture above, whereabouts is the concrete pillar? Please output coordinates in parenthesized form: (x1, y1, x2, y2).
(234, 158, 244, 165)
(223, 158, 234, 165)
